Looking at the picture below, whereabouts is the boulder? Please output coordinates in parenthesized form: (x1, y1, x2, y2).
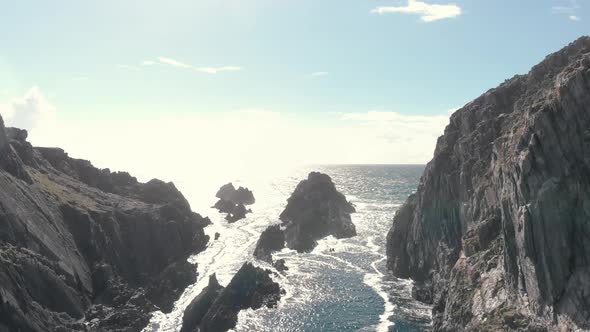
(273, 259, 288, 272)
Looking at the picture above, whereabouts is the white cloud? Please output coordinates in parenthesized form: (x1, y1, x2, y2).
(0, 87, 56, 132)
(193, 66, 242, 74)
(552, 0, 582, 20)
(339, 110, 449, 162)
(371, 0, 462, 22)
(158, 57, 192, 68)
(311, 72, 328, 77)
(4, 90, 450, 210)
(157, 57, 242, 74)
(118, 58, 242, 74)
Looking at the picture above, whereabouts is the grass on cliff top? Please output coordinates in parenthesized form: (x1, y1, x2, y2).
(29, 169, 98, 209)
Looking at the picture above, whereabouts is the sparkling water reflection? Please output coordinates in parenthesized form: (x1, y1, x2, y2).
(143, 165, 432, 332)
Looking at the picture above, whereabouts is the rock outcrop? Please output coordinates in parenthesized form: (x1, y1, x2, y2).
(180, 263, 283, 332)
(215, 183, 255, 205)
(213, 183, 255, 223)
(279, 172, 356, 252)
(253, 224, 285, 264)
(0, 120, 210, 332)
(272, 259, 288, 272)
(180, 274, 224, 332)
(386, 36, 590, 331)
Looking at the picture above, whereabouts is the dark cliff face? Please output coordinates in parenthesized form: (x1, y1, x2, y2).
(386, 37, 590, 331)
(0, 121, 210, 331)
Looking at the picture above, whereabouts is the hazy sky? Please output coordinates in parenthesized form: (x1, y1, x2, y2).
(0, 0, 588, 180)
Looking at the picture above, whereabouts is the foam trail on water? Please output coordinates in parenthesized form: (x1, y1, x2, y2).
(143, 166, 430, 332)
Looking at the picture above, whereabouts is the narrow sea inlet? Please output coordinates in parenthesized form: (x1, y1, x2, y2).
(144, 165, 431, 332)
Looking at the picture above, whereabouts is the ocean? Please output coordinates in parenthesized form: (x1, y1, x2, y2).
(143, 165, 432, 332)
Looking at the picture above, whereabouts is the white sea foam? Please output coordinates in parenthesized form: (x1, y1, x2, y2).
(143, 166, 429, 332)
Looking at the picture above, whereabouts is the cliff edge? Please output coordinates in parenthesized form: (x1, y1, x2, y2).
(386, 36, 590, 331)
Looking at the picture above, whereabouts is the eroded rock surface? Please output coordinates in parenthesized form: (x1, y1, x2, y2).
(386, 36, 590, 331)
(215, 183, 255, 205)
(280, 172, 356, 252)
(0, 120, 210, 332)
(180, 263, 283, 332)
(253, 224, 285, 264)
(213, 183, 255, 223)
(180, 274, 224, 332)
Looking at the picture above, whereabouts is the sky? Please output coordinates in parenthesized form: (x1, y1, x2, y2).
(0, 0, 589, 189)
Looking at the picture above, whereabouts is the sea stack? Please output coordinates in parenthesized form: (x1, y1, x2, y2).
(280, 172, 356, 252)
(0, 121, 210, 331)
(386, 37, 590, 331)
(213, 183, 255, 223)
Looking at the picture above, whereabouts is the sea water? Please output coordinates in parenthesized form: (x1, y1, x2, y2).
(143, 165, 431, 332)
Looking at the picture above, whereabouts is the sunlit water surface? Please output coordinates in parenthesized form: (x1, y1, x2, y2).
(143, 165, 432, 332)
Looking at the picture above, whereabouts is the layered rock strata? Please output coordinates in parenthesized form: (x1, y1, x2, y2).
(0, 120, 209, 332)
(386, 37, 590, 331)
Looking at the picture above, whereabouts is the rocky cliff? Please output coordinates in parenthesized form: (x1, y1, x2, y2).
(0, 121, 210, 331)
(386, 37, 590, 331)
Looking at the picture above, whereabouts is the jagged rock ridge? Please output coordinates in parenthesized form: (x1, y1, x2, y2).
(0, 120, 210, 332)
(180, 263, 283, 332)
(386, 36, 590, 331)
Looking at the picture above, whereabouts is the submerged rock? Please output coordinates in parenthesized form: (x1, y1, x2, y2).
(280, 172, 356, 252)
(253, 224, 285, 263)
(0, 120, 209, 331)
(213, 183, 255, 223)
(386, 36, 590, 331)
(180, 263, 283, 332)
